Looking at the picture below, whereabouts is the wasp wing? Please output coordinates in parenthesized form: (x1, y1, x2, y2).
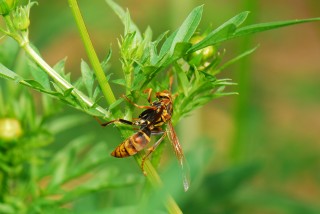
(167, 120, 190, 191)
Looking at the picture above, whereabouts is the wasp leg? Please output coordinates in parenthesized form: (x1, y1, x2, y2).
(143, 88, 153, 104)
(122, 95, 157, 110)
(151, 127, 165, 135)
(169, 73, 174, 92)
(95, 117, 135, 127)
(141, 132, 167, 175)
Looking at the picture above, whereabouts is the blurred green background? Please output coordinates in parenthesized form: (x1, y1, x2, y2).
(1, 0, 320, 213)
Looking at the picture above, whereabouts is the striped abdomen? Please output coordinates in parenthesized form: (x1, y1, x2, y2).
(111, 128, 151, 158)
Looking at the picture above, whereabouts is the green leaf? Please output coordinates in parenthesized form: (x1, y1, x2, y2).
(0, 38, 19, 68)
(81, 60, 94, 97)
(109, 97, 124, 111)
(216, 45, 259, 73)
(63, 87, 74, 98)
(159, 5, 203, 59)
(101, 48, 112, 72)
(158, 30, 178, 61)
(234, 17, 320, 37)
(172, 42, 192, 59)
(150, 31, 169, 64)
(106, 0, 142, 40)
(188, 11, 250, 53)
(51, 81, 64, 94)
(170, 5, 203, 51)
(173, 62, 189, 96)
(111, 78, 126, 86)
(53, 57, 67, 74)
(188, 14, 320, 53)
(28, 59, 51, 90)
(53, 57, 70, 82)
(160, 42, 192, 67)
(0, 63, 21, 81)
(23, 79, 46, 90)
(93, 85, 102, 101)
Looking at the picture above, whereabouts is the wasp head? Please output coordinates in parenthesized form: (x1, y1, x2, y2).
(156, 90, 172, 101)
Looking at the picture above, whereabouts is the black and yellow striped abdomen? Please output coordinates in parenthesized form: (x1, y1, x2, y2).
(111, 128, 151, 158)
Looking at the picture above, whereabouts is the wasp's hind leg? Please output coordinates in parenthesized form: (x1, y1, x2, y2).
(141, 132, 167, 175)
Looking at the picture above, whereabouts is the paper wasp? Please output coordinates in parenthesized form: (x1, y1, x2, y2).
(100, 89, 190, 191)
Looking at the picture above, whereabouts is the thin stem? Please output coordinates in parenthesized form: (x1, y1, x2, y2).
(134, 153, 183, 214)
(67, 0, 116, 106)
(3, 15, 17, 39)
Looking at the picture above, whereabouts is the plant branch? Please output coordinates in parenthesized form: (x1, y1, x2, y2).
(22, 43, 109, 117)
(67, 0, 116, 106)
(2, 13, 109, 117)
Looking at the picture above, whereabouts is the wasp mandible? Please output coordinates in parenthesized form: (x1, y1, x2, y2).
(100, 89, 190, 191)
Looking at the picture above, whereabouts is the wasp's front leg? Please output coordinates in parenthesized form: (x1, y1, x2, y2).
(122, 95, 157, 110)
(143, 88, 153, 104)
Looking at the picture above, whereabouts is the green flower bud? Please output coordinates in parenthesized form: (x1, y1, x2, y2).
(0, 0, 17, 16)
(186, 35, 216, 70)
(0, 118, 23, 142)
(12, 5, 30, 30)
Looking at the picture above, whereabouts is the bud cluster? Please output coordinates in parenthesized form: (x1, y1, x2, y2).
(12, 4, 30, 30)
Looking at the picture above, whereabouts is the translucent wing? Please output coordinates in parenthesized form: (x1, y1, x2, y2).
(167, 120, 190, 191)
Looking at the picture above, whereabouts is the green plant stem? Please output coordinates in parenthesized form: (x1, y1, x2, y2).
(134, 153, 182, 214)
(67, 0, 116, 105)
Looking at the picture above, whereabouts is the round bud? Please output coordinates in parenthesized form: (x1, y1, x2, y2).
(0, 118, 23, 142)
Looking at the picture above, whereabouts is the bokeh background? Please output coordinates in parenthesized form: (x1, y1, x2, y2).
(2, 0, 320, 213)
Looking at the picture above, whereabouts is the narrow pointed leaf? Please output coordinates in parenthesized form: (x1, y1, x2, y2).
(188, 11, 250, 53)
(28, 60, 51, 90)
(81, 60, 94, 97)
(101, 48, 112, 72)
(159, 5, 203, 60)
(158, 29, 178, 61)
(53, 57, 67, 76)
(234, 17, 320, 37)
(217, 45, 259, 72)
(169, 5, 203, 53)
(106, 0, 142, 40)
(0, 63, 21, 81)
(174, 63, 189, 96)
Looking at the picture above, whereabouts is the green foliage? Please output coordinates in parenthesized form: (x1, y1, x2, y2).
(0, 0, 319, 213)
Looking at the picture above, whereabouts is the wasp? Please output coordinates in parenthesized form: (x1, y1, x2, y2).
(100, 89, 190, 191)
